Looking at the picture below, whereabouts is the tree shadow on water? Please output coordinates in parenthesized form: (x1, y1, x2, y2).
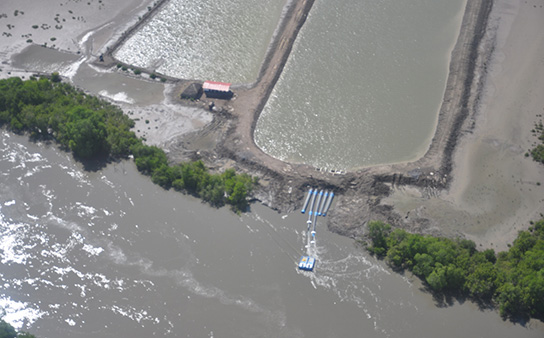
(26, 133, 112, 172)
(78, 153, 113, 172)
(418, 283, 495, 311)
(418, 283, 541, 327)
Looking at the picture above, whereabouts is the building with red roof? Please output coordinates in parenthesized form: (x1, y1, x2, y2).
(203, 81, 233, 99)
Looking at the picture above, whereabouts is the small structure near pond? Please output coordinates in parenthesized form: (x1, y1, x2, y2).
(180, 83, 203, 100)
(203, 81, 233, 99)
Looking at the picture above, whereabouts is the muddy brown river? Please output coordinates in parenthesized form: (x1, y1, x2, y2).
(1, 132, 543, 337)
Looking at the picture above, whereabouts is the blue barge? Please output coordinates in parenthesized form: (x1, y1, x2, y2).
(298, 256, 316, 271)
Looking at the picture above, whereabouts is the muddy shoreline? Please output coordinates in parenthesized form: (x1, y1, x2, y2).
(95, 0, 491, 238)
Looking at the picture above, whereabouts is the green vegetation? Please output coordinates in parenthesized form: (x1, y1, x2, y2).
(365, 220, 544, 320)
(530, 119, 544, 163)
(0, 76, 254, 212)
(131, 152, 256, 211)
(130, 149, 255, 212)
(50, 72, 61, 83)
(0, 76, 135, 158)
(0, 318, 35, 338)
(531, 144, 544, 164)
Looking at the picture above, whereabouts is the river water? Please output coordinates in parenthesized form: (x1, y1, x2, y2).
(114, 0, 287, 84)
(1, 132, 543, 337)
(255, 0, 466, 170)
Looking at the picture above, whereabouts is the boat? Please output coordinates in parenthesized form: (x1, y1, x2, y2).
(298, 256, 316, 271)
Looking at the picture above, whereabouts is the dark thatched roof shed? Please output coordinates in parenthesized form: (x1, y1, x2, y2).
(180, 83, 203, 100)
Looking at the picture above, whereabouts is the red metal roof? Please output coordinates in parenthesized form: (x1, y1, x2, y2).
(203, 81, 231, 92)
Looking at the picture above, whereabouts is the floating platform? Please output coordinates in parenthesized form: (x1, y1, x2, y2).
(298, 256, 316, 271)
